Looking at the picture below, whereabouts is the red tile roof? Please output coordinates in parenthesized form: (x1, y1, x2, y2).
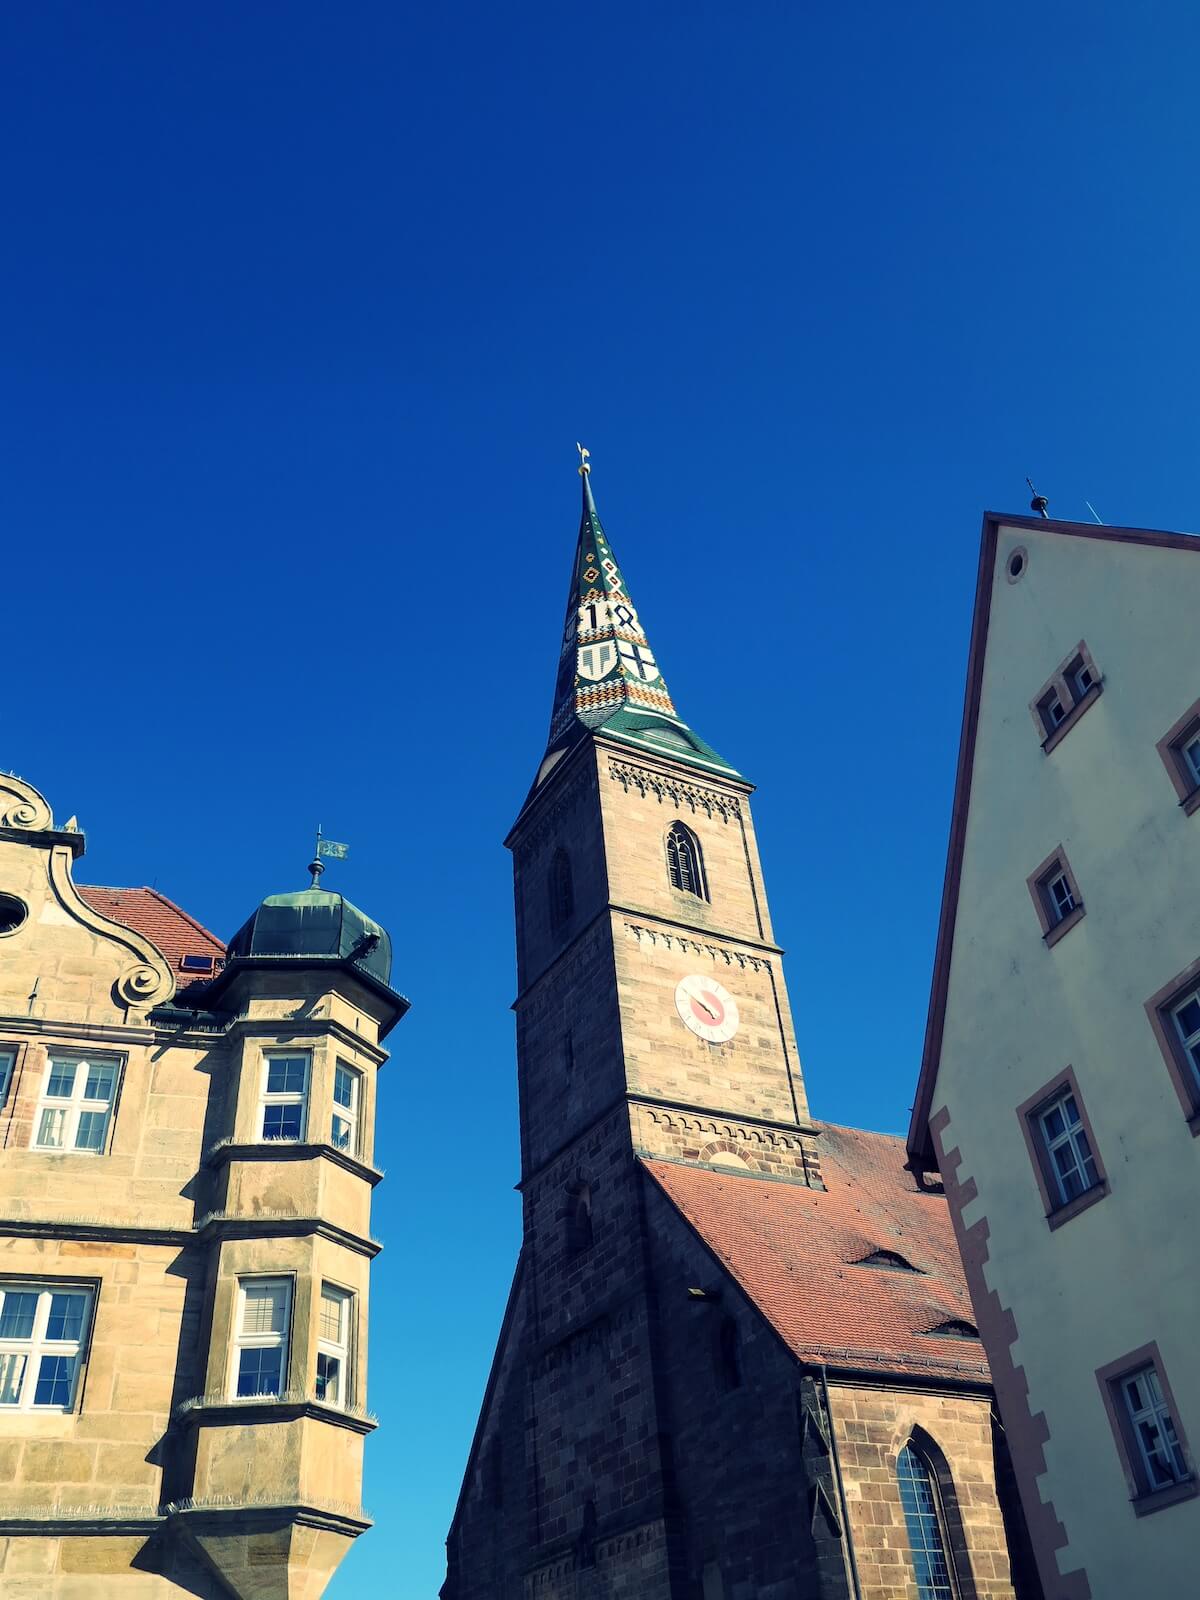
(643, 1122, 988, 1383)
(76, 885, 225, 988)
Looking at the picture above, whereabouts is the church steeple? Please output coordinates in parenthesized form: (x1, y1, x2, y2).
(536, 449, 740, 787)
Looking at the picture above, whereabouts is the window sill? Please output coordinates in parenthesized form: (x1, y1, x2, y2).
(174, 1393, 377, 1435)
(1185, 1110, 1200, 1140)
(1046, 1179, 1110, 1231)
(1131, 1475, 1198, 1518)
(1041, 682, 1103, 754)
(1182, 787, 1200, 818)
(1043, 904, 1086, 948)
(203, 1139, 383, 1186)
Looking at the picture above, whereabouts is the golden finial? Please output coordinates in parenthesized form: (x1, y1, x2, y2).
(576, 442, 591, 476)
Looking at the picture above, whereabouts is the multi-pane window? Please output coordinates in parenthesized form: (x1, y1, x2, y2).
(34, 1056, 119, 1153)
(1028, 849, 1084, 944)
(0, 1283, 92, 1412)
(1036, 1089, 1100, 1206)
(1120, 1366, 1189, 1494)
(332, 1063, 361, 1154)
(233, 1277, 291, 1398)
(0, 1048, 14, 1110)
(897, 1444, 956, 1600)
(315, 1283, 352, 1406)
(1155, 700, 1200, 812)
(1031, 643, 1102, 746)
(259, 1054, 308, 1142)
(1038, 689, 1067, 731)
(666, 822, 707, 900)
(1170, 990, 1200, 1093)
(1046, 870, 1076, 921)
(1185, 733, 1200, 788)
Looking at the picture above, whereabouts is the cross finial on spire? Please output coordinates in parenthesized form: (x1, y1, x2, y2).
(576, 442, 590, 476)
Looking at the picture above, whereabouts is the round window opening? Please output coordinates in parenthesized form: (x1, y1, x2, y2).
(0, 894, 28, 936)
(1006, 547, 1028, 583)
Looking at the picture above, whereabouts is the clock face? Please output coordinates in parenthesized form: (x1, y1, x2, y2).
(675, 975, 740, 1044)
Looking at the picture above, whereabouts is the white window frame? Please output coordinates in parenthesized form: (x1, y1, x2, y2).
(1071, 660, 1095, 699)
(1121, 1365, 1189, 1491)
(259, 1053, 310, 1143)
(331, 1062, 361, 1155)
(1184, 733, 1200, 788)
(1046, 870, 1076, 922)
(230, 1276, 292, 1399)
(1172, 990, 1200, 1090)
(1036, 1090, 1099, 1206)
(0, 1282, 93, 1412)
(33, 1055, 120, 1154)
(0, 1048, 14, 1111)
(315, 1282, 353, 1408)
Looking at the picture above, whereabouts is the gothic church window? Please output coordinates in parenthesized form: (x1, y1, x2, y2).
(549, 848, 574, 930)
(896, 1437, 969, 1600)
(666, 822, 707, 900)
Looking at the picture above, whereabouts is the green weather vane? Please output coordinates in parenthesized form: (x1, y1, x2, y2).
(308, 824, 350, 888)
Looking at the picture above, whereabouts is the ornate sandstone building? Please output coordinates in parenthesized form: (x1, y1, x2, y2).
(0, 774, 404, 1596)
(442, 459, 1041, 1600)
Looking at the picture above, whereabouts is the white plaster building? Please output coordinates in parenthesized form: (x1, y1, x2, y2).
(908, 510, 1200, 1599)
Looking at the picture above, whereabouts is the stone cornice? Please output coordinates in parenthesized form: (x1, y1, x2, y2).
(0, 1212, 382, 1256)
(203, 1138, 384, 1187)
(174, 1395, 378, 1436)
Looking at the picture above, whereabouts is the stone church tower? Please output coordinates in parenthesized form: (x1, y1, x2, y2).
(443, 461, 1039, 1600)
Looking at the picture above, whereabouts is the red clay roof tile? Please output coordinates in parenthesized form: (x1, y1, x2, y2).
(76, 885, 225, 981)
(643, 1122, 987, 1383)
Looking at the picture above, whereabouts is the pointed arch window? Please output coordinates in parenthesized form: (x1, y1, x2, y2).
(666, 822, 707, 901)
(896, 1442, 959, 1600)
(549, 848, 574, 931)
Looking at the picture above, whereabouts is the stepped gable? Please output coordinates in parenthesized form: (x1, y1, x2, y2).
(76, 884, 225, 988)
(644, 1122, 987, 1382)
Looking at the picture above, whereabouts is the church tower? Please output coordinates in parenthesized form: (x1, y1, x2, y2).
(510, 449, 822, 1193)
(443, 459, 1031, 1600)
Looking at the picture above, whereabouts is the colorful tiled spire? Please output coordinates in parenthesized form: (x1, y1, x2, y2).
(538, 451, 740, 783)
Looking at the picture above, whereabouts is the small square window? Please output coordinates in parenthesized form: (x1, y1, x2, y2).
(1027, 849, 1085, 946)
(1030, 642, 1102, 751)
(1156, 699, 1200, 816)
(1098, 1345, 1196, 1513)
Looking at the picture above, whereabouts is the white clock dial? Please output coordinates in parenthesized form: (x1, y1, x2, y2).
(675, 974, 740, 1044)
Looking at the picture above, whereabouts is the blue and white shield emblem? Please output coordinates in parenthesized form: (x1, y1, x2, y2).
(618, 640, 660, 682)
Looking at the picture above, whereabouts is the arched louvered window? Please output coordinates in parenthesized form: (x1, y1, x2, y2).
(666, 822, 707, 900)
(716, 1316, 742, 1392)
(897, 1443, 958, 1600)
(566, 1183, 593, 1256)
(549, 848, 574, 930)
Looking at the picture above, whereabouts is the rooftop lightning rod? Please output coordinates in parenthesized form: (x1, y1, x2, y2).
(1026, 478, 1050, 519)
(1085, 501, 1104, 524)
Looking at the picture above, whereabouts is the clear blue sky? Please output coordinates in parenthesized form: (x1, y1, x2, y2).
(4, 4, 1199, 1593)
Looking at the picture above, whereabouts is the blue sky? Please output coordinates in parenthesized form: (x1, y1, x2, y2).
(4, 4, 1200, 1593)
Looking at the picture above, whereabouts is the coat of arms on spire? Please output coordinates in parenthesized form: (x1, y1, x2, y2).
(537, 450, 740, 785)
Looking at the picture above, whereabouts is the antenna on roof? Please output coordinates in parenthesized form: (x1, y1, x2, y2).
(1085, 501, 1104, 524)
(1026, 478, 1049, 519)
